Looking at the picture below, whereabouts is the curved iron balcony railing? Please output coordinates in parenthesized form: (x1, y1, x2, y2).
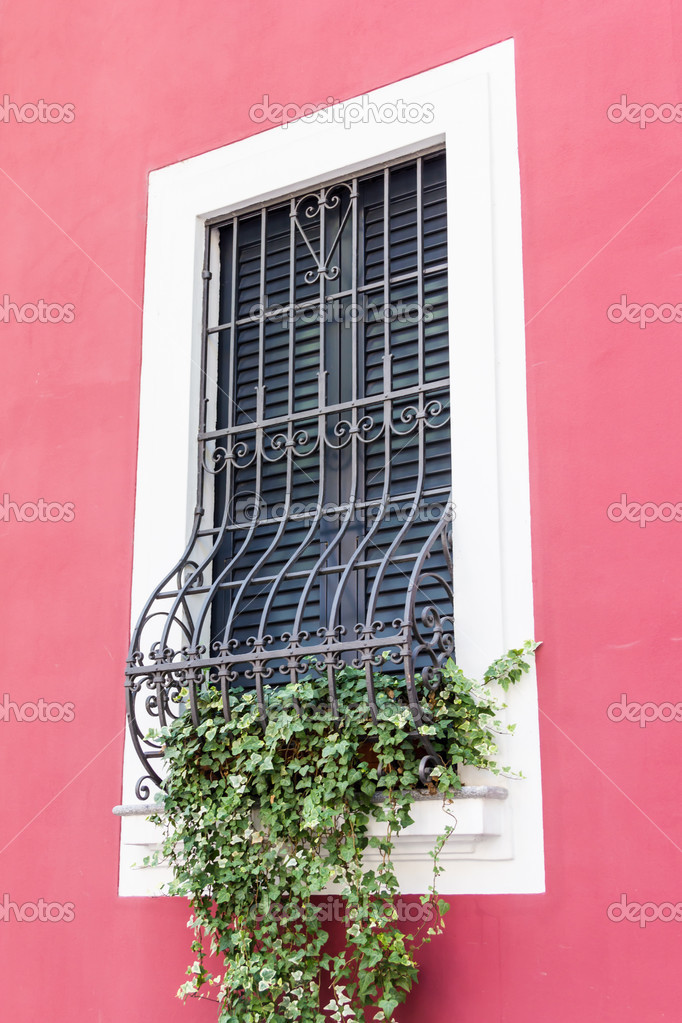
(126, 151, 454, 799)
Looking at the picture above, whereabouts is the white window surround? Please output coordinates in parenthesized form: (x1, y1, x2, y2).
(118, 37, 545, 897)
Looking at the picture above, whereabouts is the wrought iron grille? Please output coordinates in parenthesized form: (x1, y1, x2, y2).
(126, 150, 454, 797)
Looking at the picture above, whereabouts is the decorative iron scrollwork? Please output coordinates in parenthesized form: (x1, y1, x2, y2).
(292, 182, 357, 284)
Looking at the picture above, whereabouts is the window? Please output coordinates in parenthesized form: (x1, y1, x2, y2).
(119, 41, 544, 896)
(126, 151, 454, 788)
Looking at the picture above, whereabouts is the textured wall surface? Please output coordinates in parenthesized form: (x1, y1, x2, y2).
(1, 1, 681, 1019)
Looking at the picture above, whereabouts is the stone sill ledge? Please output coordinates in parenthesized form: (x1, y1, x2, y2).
(113, 786, 508, 817)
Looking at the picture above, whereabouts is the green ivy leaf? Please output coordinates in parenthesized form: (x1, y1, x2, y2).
(151, 644, 538, 1022)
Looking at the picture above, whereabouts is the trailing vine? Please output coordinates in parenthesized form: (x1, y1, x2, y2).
(148, 641, 539, 1023)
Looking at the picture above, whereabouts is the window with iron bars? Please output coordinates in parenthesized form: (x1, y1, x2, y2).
(126, 149, 454, 795)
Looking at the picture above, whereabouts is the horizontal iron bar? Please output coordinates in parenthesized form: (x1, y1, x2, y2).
(126, 641, 433, 678)
(150, 548, 448, 600)
(199, 381, 450, 440)
(196, 487, 452, 536)
(206, 263, 449, 334)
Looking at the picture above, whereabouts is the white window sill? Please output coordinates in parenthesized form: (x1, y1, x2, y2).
(113, 786, 512, 897)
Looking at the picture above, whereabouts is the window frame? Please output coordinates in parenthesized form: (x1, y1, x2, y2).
(119, 38, 545, 897)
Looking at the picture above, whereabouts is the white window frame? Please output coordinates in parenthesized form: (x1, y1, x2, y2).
(118, 37, 544, 897)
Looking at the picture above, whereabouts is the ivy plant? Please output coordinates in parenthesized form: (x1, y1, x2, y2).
(148, 641, 539, 1023)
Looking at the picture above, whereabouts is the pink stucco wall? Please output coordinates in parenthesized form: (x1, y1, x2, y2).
(2, 1, 681, 1019)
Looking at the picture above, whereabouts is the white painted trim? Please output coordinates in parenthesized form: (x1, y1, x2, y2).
(119, 38, 544, 896)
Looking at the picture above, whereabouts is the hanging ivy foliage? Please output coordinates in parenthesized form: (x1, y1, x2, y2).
(148, 641, 539, 1023)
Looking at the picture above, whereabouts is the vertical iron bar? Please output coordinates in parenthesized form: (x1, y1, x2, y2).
(254, 208, 268, 727)
(221, 217, 240, 721)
